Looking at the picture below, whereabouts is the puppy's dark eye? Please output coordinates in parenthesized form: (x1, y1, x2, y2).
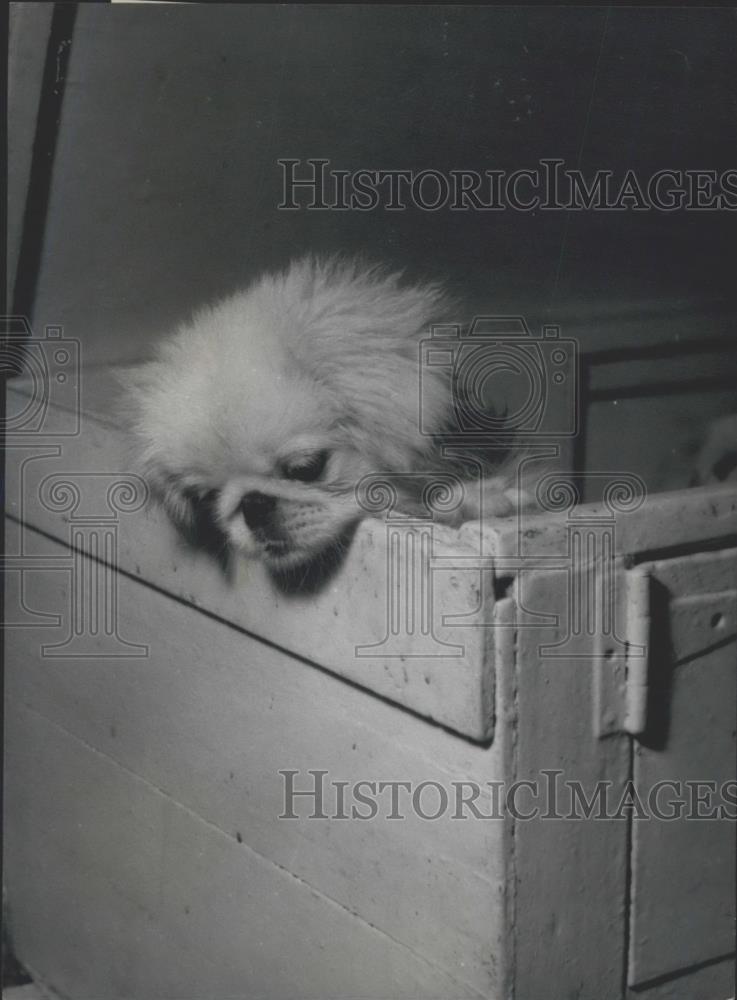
(282, 450, 329, 483)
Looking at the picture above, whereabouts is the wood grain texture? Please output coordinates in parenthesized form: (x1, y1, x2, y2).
(5, 701, 489, 1000)
(5, 537, 508, 998)
(628, 549, 737, 987)
(464, 482, 737, 565)
(507, 566, 632, 1000)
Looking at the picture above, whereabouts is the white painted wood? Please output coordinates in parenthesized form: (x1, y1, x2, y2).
(6, 701, 484, 1000)
(8, 373, 737, 741)
(650, 547, 737, 597)
(6, 370, 737, 998)
(628, 551, 737, 986)
(4, 535, 508, 999)
(507, 565, 632, 999)
(463, 480, 737, 565)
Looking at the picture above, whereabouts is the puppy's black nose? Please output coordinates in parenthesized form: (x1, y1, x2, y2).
(240, 491, 278, 533)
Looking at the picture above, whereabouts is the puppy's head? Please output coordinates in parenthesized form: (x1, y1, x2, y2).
(123, 256, 454, 571)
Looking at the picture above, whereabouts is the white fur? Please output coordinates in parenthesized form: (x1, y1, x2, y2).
(123, 255, 519, 571)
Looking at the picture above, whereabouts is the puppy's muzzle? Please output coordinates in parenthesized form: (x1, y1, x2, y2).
(240, 491, 283, 542)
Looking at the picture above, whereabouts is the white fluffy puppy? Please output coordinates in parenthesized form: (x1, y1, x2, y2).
(124, 256, 520, 573)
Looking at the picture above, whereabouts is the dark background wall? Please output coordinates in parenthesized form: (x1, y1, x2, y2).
(18, 4, 736, 362)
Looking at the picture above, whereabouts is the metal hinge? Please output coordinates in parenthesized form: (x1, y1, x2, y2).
(594, 565, 651, 738)
(623, 567, 651, 736)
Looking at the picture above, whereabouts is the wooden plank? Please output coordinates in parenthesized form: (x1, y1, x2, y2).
(650, 547, 737, 598)
(464, 480, 737, 564)
(9, 372, 737, 741)
(505, 567, 631, 999)
(628, 550, 737, 985)
(6, 701, 483, 999)
(4, 537, 508, 998)
(668, 589, 737, 665)
(6, 380, 494, 742)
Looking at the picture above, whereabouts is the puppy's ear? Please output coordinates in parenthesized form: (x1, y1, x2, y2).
(146, 468, 198, 530)
(142, 467, 229, 557)
(113, 360, 198, 530)
(166, 485, 228, 556)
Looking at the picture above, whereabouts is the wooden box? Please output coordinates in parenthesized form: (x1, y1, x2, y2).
(4, 370, 736, 1000)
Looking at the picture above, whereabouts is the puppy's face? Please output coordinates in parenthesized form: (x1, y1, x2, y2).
(201, 390, 377, 572)
(124, 257, 453, 572)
